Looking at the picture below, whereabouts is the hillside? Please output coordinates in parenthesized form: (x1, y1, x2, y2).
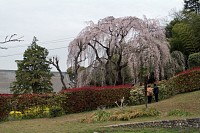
(0, 90, 199, 133)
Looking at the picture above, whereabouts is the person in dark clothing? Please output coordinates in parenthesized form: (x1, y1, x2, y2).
(153, 84, 159, 102)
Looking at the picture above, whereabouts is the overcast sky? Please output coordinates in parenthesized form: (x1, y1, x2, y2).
(0, 0, 184, 72)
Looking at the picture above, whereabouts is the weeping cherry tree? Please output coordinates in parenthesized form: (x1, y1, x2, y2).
(68, 16, 172, 87)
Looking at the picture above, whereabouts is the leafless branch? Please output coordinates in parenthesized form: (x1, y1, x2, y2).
(0, 34, 24, 49)
(48, 56, 67, 89)
(0, 34, 24, 44)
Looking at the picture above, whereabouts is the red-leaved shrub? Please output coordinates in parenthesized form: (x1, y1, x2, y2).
(164, 68, 200, 95)
(61, 85, 132, 113)
(0, 85, 132, 120)
(176, 67, 200, 76)
(0, 94, 12, 121)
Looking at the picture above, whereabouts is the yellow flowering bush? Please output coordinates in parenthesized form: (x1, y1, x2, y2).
(9, 111, 22, 116)
(9, 111, 23, 120)
(23, 106, 50, 118)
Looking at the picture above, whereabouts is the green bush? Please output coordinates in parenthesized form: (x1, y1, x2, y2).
(140, 108, 160, 117)
(82, 108, 160, 123)
(93, 109, 111, 122)
(49, 106, 64, 118)
(22, 106, 50, 119)
(0, 93, 68, 121)
(157, 68, 200, 100)
(8, 111, 23, 120)
(129, 86, 144, 105)
(168, 109, 191, 117)
(111, 108, 160, 121)
(188, 52, 200, 69)
(157, 80, 177, 100)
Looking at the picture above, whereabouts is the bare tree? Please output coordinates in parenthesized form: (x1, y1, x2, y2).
(48, 57, 67, 89)
(0, 34, 23, 49)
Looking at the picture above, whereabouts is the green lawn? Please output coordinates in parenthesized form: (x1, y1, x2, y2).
(0, 91, 200, 133)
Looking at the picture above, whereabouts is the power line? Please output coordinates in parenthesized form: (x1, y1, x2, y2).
(6, 37, 74, 49)
(39, 37, 74, 43)
(0, 46, 68, 58)
(0, 53, 22, 57)
(0, 36, 75, 58)
(49, 46, 67, 51)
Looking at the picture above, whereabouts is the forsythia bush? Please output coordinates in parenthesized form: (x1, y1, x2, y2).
(0, 93, 67, 121)
(8, 111, 23, 120)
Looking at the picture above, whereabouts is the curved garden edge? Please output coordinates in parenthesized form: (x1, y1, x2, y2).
(104, 117, 200, 129)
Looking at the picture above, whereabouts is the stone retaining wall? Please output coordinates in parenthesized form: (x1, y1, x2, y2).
(106, 118, 200, 129)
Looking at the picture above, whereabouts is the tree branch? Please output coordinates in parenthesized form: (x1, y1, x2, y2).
(0, 34, 24, 49)
(0, 34, 24, 44)
(92, 38, 109, 50)
(48, 57, 67, 89)
(88, 42, 103, 64)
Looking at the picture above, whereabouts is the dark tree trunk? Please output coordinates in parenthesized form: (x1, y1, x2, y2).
(49, 57, 67, 89)
(105, 61, 113, 85)
(144, 76, 148, 109)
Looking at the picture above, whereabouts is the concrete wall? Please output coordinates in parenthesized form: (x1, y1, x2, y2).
(0, 70, 70, 93)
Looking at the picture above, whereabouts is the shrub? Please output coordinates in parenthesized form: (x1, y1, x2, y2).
(0, 94, 12, 121)
(82, 107, 160, 123)
(93, 109, 111, 122)
(188, 52, 200, 69)
(8, 111, 23, 120)
(140, 108, 160, 117)
(0, 93, 67, 120)
(49, 106, 64, 118)
(23, 106, 50, 119)
(111, 108, 160, 121)
(168, 109, 192, 117)
(157, 68, 200, 100)
(11, 94, 52, 112)
(62, 85, 132, 114)
(166, 68, 200, 94)
(129, 86, 144, 105)
(157, 80, 177, 100)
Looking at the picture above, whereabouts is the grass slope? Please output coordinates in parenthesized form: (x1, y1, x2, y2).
(0, 91, 200, 133)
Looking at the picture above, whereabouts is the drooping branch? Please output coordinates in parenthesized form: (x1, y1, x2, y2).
(87, 42, 103, 64)
(67, 38, 89, 87)
(68, 16, 171, 86)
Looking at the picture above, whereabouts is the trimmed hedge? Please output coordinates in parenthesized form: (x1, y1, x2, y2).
(0, 94, 12, 121)
(0, 93, 68, 121)
(188, 52, 200, 69)
(167, 68, 200, 93)
(0, 85, 131, 120)
(62, 85, 132, 113)
(158, 67, 200, 100)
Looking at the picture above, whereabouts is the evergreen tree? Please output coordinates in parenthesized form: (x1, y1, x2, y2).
(184, 0, 200, 14)
(11, 37, 53, 94)
(167, 11, 200, 62)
